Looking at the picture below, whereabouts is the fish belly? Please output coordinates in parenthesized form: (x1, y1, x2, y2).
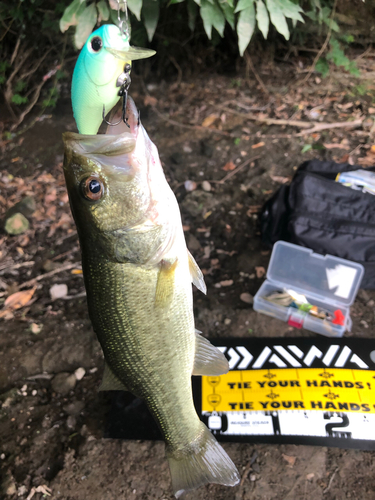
(83, 254, 202, 448)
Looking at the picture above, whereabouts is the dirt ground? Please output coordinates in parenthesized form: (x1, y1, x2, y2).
(2, 56, 375, 500)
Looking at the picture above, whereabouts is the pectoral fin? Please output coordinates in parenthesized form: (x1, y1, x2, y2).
(99, 362, 128, 392)
(155, 258, 178, 308)
(188, 251, 206, 295)
(192, 331, 229, 376)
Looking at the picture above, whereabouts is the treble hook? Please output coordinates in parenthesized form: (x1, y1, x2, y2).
(102, 63, 132, 128)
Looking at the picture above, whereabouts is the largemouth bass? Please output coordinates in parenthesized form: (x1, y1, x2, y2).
(62, 96, 240, 497)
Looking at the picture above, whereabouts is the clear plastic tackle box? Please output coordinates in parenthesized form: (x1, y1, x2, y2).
(253, 241, 364, 337)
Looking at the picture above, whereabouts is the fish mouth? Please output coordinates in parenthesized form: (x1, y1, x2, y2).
(106, 46, 156, 61)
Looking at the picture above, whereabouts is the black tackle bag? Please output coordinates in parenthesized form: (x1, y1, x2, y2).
(261, 159, 375, 289)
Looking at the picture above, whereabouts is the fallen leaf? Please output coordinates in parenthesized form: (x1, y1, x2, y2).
(202, 114, 219, 128)
(323, 143, 350, 150)
(251, 142, 265, 149)
(282, 454, 296, 467)
(222, 161, 236, 171)
(26, 485, 52, 500)
(44, 187, 57, 204)
(340, 102, 354, 110)
(337, 153, 350, 164)
(358, 156, 375, 167)
(144, 95, 157, 107)
(0, 310, 14, 320)
(18, 235, 30, 247)
(4, 286, 37, 311)
(246, 205, 261, 216)
(71, 269, 83, 275)
(371, 145, 375, 154)
(269, 175, 290, 184)
(255, 266, 266, 278)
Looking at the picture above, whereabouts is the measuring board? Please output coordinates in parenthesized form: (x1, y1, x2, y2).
(106, 337, 375, 450)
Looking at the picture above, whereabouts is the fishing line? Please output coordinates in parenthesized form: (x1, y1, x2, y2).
(117, 0, 130, 40)
(102, 0, 132, 128)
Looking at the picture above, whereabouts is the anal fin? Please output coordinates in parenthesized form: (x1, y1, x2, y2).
(188, 250, 206, 295)
(192, 331, 229, 376)
(99, 362, 128, 392)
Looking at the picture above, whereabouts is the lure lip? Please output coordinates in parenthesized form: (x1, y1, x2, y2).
(106, 46, 156, 61)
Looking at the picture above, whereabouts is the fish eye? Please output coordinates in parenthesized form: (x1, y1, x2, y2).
(81, 176, 104, 201)
(91, 36, 103, 52)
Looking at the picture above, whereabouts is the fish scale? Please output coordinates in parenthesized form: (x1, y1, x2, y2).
(83, 255, 200, 449)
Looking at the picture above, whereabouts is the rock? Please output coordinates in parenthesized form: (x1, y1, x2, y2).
(184, 180, 197, 192)
(66, 415, 77, 429)
(0, 388, 20, 407)
(187, 233, 201, 252)
(240, 293, 253, 304)
(17, 485, 28, 496)
(201, 181, 211, 192)
(220, 280, 233, 287)
(49, 283, 68, 300)
(30, 323, 42, 335)
(63, 400, 85, 415)
(5, 195, 36, 219)
(51, 372, 76, 395)
(2, 471, 16, 496)
(4, 213, 29, 235)
(252, 462, 260, 473)
(180, 191, 219, 218)
(43, 259, 60, 272)
(42, 339, 93, 373)
(74, 367, 86, 381)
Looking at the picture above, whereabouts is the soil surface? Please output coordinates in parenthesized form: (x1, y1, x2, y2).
(2, 58, 375, 500)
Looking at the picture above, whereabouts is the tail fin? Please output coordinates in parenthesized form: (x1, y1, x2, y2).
(166, 423, 240, 498)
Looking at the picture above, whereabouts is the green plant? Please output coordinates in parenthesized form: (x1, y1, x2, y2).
(60, 0, 305, 54)
(317, 37, 360, 77)
(0, 0, 68, 130)
(305, 1, 359, 78)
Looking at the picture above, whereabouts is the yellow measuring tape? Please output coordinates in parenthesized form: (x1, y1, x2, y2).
(202, 368, 375, 414)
